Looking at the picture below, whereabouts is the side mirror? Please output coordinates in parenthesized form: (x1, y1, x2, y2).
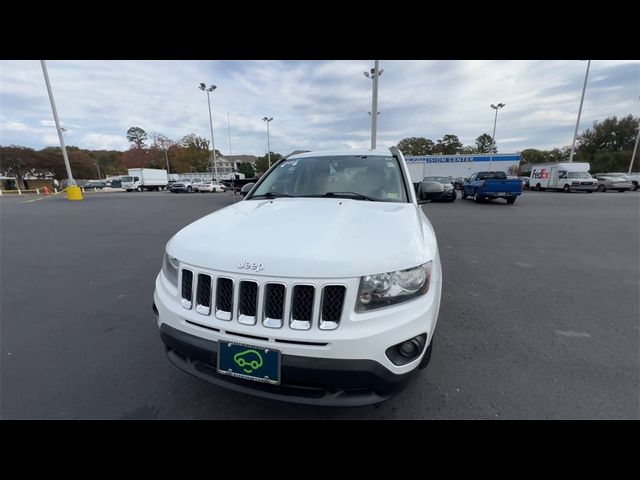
(417, 180, 444, 204)
(240, 183, 255, 197)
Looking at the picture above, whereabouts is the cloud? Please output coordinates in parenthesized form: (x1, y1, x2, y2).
(1, 60, 638, 155)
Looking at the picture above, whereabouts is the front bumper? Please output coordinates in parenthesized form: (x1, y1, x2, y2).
(434, 189, 456, 201)
(158, 322, 417, 406)
(153, 256, 442, 406)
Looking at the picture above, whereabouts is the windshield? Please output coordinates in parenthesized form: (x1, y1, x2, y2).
(249, 155, 408, 202)
(424, 176, 452, 183)
(568, 172, 592, 179)
(121, 176, 133, 182)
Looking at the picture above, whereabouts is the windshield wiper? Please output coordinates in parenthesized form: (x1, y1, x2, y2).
(251, 191, 295, 199)
(320, 191, 378, 201)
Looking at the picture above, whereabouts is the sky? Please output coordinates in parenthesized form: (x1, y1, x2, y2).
(1, 60, 638, 156)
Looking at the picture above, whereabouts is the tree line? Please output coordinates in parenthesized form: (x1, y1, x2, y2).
(397, 115, 639, 174)
(2, 115, 637, 189)
(0, 126, 280, 188)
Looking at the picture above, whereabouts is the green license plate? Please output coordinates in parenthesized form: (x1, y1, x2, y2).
(217, 341, 281, 385)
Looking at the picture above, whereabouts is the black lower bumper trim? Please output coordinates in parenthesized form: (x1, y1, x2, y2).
(159, 323, 415, 407)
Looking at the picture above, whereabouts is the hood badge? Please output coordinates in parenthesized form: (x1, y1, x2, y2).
(238, 260, 264, 272)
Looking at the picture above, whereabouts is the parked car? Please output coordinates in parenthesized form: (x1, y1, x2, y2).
(519, 176, 530, 190)
(170, 179, 195, 193)
(422, 176, 456, 202)
(452, 177, 465, 190)
(191, 179, 205, 192)
(461, 171, 522, 204)
(83, 180, 107, 190)
(594, 172, 639, 191)
(199, 181, 226, 193)
(593, 175, 633, 192)
(154, 147, 444, 406)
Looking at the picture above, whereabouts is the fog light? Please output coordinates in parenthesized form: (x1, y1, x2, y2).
(399, 339, 420, 357)
(386, 333, 427, 366)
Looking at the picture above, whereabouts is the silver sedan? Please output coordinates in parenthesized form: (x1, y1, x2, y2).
(594, 175, 633, 192)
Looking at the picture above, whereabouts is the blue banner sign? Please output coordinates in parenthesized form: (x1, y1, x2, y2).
(406, 154, 521, 163)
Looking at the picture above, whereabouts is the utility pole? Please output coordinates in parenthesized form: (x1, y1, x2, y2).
(489, 103, 505, 171)
(364, 60, 383, 149)
(40, 60, 82, 200)
(262, 117, 273, 168)
(199, 83, 218, 181)
(569, 60, 591, 162)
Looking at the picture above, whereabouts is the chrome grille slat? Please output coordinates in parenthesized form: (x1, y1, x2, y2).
(320, 285, 345, 330)
(181, 269, 193, 309)
(195, 274, 212, 315)
(215, 277, 233, 321)
(263, 283, 285, 328)
(290, 285, 315, 330)
(238, 281, 258, 325)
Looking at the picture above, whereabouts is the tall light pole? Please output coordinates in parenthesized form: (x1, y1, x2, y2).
(199, 83, 219, 181)
(629, 97, 640, 175)
(262, 117, 273, 168)
(489, 103, 505, 171)
(40, 60, 82, 200)
(364, 60, 383, 149)
(569, 60, 591, 163)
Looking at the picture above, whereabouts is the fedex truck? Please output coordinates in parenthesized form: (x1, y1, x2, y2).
(121, 168, 168, 192)
(529, 162, 597, 193)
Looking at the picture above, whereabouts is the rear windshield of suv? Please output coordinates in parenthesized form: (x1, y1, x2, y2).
(250, 155, 409, 202)
(477, 172, 507, 180)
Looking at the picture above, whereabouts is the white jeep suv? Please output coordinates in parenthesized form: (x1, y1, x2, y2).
(153, 147, 444, 406)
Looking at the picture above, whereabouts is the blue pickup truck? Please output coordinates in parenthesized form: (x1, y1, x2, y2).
(461, 171, 522, 204)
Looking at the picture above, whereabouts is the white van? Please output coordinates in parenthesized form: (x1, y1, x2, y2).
(529, 162, 597, 192)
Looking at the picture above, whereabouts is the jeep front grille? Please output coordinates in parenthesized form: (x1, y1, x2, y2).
(179, 269, 345, 330)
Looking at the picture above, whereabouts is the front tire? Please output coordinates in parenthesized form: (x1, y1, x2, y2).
(461, 189, 468, 199)
(536, 183, 543, 191)
(474, 190, 483, 203)
(136, 186, 142, 192)
(506, 197, 516, 204)
(597, 185, 606, 192)
(563, 184, 571, 193)
(187, 186, 193, 193)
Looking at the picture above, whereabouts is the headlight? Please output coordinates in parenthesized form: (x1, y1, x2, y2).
(356, 262, 432, 312)
(162, 251, 179, 287)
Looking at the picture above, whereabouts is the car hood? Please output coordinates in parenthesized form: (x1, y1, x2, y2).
(167, 198, 437, 278)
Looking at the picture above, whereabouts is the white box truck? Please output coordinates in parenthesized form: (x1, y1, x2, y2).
(121, 168, 168, 192)
(529, 162, 597, 193)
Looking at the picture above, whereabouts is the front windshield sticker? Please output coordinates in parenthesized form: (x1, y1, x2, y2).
(387, 192, 399, 199)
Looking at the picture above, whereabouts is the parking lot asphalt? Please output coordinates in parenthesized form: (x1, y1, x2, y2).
(1, 190, 638, 419)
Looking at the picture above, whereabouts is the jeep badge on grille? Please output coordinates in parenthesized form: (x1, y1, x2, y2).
(238, 260, 264, 272)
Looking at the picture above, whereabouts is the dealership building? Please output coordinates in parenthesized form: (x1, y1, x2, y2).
(405, 154, 522, 182)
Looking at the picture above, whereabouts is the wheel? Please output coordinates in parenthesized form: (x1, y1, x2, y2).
(597, 185, 606, 192)
(474, 190, 483, 203)
(187, 186, 193, 193)
(536, 184, 542, 191)
(136, 186, 142, 192)
(618, 189, 626, 193)
(506, 197, 516, 204)
(563, 184, 571, 193)
(633, 181, 639, 191)
(418, 339, 433, 369)
(461, 189, 468, 199)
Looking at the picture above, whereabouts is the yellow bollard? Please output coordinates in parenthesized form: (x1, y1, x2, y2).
(66, 185, 84, 201)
